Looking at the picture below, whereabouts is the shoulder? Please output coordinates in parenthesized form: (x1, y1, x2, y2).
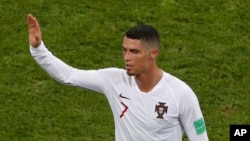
(97, 68, 126, 76)
(161, 72, 198, 102)
(96, 68, 128, 81)
(95, 68, 132, 92)
(162, 72, 202, 114)
(162, 72, 192, 93)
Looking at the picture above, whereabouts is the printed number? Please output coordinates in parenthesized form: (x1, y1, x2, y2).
(120, 102, 128, 118)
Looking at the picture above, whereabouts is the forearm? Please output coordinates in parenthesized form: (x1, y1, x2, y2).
(30, 41, 75, 84)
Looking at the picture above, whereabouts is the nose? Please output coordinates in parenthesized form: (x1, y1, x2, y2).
(123, 50, 130, 61)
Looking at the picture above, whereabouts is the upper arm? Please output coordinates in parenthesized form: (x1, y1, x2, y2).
(67, 68, 121, 93)
(179, 88, 209, 141)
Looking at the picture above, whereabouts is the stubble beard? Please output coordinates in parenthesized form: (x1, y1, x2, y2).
(126, 70, 135, 76)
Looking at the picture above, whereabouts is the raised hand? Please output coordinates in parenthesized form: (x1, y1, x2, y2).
(27, 14, 41, 48)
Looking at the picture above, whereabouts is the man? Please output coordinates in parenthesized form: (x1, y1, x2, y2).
(27, 14, 209, 141)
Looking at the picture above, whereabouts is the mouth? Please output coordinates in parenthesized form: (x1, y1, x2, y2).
(125, 64, 133, 70)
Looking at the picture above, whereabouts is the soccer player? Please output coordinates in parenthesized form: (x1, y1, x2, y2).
(27, 14, 209, 141)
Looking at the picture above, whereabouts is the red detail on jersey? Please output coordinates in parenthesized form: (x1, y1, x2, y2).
(119, 93, 130, 99)
(120, 102, 128, 118)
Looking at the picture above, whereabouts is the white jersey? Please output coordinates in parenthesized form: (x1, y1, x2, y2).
(30, 42, 209, 141)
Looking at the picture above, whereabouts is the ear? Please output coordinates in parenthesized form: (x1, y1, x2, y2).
(150, 49, 159, 59)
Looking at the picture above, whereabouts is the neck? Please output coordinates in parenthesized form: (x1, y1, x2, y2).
(134, 67, 163, 93)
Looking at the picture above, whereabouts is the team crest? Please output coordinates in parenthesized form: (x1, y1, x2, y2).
(155, 102, 168, 119)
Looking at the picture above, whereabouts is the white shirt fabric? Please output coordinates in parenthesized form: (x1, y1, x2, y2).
(30, 42, 209, 141)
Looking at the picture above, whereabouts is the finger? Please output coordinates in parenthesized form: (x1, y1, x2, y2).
(34, 17, 40, 29)
(27, 14, 39, 29)
(27, 14, 34, 28)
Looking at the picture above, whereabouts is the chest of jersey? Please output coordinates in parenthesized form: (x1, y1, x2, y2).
(107, 80, 181, 137)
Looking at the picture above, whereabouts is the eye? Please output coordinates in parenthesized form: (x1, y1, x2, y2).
(131, 49, 139, 54)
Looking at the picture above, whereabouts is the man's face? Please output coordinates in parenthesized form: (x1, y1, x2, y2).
(122, 36, 153, 76)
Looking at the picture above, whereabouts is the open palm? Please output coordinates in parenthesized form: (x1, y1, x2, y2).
(27, 14, 41, 48)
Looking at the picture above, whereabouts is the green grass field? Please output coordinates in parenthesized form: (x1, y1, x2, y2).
(0, 0, 249, 140)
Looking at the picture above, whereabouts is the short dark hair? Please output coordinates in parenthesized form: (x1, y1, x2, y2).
(125, 24, 160, 49)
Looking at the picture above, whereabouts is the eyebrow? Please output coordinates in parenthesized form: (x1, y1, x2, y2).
(123, 47, 140, 51)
